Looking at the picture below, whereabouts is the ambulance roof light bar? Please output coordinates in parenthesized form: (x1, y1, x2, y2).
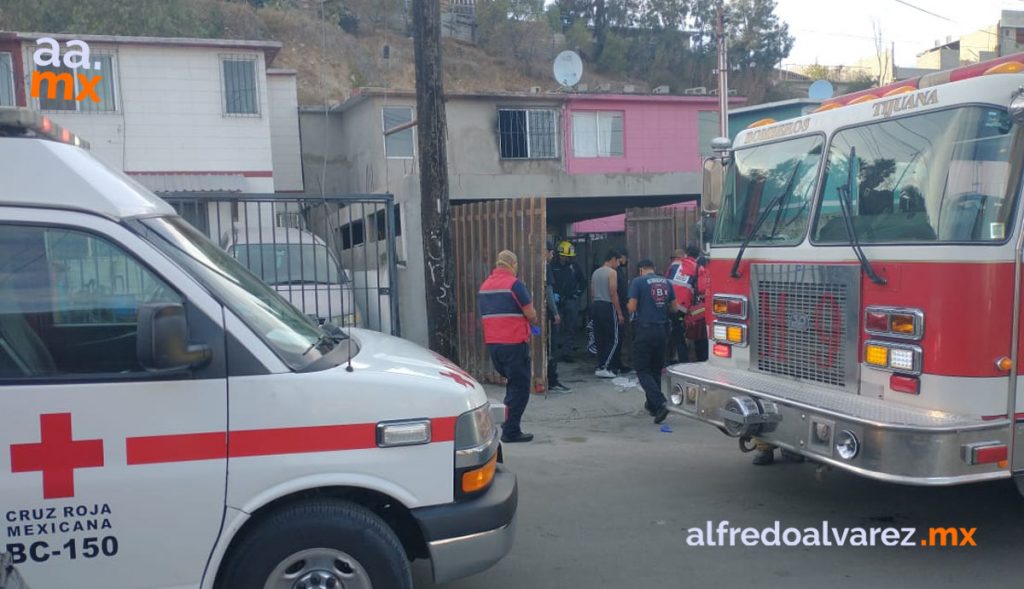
(0, 106, 90, 149)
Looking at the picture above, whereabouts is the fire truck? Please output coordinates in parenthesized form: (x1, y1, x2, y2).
(667, 53, 1024, 496)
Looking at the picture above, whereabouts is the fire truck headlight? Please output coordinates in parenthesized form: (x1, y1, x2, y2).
(835, 430, 860, 460)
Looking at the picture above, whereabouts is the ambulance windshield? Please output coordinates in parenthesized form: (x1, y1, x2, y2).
(714, 134, 824, 247)
(140, 217, 343, 370)
(813, 106, 1016, 243)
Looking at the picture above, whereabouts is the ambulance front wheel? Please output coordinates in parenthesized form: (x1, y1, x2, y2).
(217, 499, 413, 589)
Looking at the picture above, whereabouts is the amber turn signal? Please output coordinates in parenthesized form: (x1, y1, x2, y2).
(462, 453, 497, 494)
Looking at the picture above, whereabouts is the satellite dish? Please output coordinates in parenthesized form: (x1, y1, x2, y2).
(553, 50, 583, 88)
(808, 79, 834, 100)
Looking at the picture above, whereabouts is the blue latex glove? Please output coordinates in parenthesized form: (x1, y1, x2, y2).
(531, 325, 542, 336)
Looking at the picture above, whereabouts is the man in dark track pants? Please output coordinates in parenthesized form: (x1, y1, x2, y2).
(590, 249, 622, 378)
(478, 250, 539, 443)
(627, 259, 678, 424)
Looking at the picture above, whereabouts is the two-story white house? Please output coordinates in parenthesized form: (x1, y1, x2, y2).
(0, 31, 303, 195)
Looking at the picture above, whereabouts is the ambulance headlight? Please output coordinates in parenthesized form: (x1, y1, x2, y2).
(455, 404, 494, 451)
(377, 419, 432, 447)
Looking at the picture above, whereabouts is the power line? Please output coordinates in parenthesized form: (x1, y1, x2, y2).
(892, 0, 954, 22)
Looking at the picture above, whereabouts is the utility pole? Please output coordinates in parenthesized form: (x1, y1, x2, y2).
(715, 1, 729, 138)
(413, 0, 457, 360)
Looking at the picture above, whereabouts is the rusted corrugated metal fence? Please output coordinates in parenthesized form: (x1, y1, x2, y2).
(453, 197, 547, 391)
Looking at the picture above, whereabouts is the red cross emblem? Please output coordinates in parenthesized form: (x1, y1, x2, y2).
(440, 370, 474, 388)
(10, 413, 104, 499)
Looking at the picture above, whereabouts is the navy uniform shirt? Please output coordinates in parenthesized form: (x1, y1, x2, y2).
(628, 273, 676, 324)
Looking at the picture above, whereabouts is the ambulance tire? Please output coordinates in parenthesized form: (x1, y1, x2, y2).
(217, 499, 412, 589)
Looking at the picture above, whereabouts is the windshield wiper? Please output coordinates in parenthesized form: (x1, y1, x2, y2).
(302, 326, 348, 356)
(836, 146, 887, 286)
(730, 161, 804, 278)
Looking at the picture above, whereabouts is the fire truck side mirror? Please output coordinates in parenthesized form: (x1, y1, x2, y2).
(702, 157, 725, 214)
(137, 303, 212, 372)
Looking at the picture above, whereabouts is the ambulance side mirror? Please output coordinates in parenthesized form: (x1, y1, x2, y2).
(137, 303, 212, 372)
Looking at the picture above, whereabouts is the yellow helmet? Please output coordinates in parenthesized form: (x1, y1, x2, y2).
(557, 241, 576, 257)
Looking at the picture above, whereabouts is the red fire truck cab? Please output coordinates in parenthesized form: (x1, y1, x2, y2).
(668, 54, 1024, 496)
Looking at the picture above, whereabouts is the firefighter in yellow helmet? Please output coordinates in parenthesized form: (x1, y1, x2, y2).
(550, 240, 585, 362)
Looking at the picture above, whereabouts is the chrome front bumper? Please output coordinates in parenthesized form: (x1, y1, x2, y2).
(666, 363, 1012, 485)
(413, 464, 517, 583)
(427, 517, 517, 583)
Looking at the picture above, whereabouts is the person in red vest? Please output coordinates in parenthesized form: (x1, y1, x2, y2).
(478, 250, 539, 443)
(667, 245, 709, 362)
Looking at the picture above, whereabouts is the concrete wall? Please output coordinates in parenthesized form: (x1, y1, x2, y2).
(21, 41, 279, 193)
(961, 28, 999, 63)
(300, 101, 428, 347)
(916, 47, 959, 70)
(268, 71, 304, 192)
(442, 96, 702, 199)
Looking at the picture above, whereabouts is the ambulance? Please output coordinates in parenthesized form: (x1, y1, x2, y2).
(0, 107, 516, 587)
(669, 53, 1024, 496)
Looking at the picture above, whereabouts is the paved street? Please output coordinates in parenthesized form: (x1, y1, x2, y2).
(414, 361, 1024, 589)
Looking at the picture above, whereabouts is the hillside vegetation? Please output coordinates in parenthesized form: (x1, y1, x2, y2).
(0, 0, 796, 105)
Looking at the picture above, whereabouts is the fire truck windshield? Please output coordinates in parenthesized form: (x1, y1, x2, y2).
(714, 134, 824, 247)
(813, 105, 1017, 244)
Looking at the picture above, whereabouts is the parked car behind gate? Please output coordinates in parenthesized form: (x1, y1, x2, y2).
(224, 226, 362, 329)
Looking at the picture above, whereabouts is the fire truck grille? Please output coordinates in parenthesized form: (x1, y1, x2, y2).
(750, 264, 861, 389)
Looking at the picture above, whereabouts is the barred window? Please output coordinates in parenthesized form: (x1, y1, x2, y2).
(223, 57, 259, 116)
(498, 109, 558, 159)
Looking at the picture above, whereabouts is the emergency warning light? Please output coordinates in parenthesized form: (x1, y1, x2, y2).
(0, 107, 90, 149)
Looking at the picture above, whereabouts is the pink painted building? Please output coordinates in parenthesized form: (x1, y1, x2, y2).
(563, 95, 743, 177)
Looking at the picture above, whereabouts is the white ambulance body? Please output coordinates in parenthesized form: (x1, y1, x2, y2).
(0, 107, 516, 588)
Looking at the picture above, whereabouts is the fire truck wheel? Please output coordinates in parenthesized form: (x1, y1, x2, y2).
(217, 499, 412, 589)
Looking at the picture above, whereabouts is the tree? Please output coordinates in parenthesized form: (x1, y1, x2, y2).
(872, 19, 891, 86)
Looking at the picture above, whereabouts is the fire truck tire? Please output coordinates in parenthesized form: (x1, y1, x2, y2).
(217, 499, 412, 589)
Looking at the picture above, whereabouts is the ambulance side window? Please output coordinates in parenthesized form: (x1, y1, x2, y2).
(0, 224, 182, 379)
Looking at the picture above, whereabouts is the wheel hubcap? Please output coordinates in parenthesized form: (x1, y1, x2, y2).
(264, 548, 372, 589)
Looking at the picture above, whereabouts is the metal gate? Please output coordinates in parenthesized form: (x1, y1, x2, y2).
(453, 197, 547, 390)
(625, 205, 700, 272)
(164, 193, 401, 336)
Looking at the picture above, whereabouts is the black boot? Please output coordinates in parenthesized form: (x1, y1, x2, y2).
(752, 447, 775, 466)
